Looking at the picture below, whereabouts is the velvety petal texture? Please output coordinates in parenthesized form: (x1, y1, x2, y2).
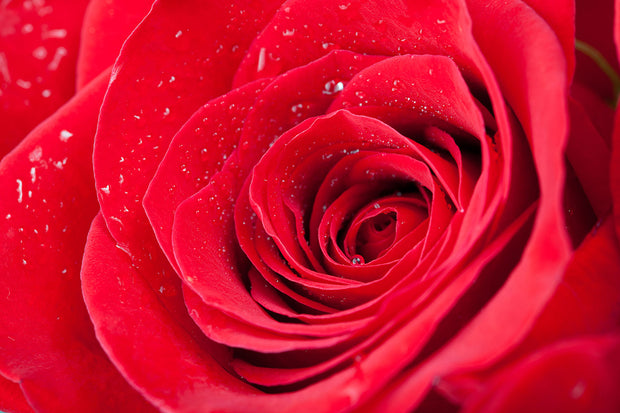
(0, 71, 153, 412)
(3, 0, 619, 411)
(81, 0, 590, 410)
(76, 0, 154, 88)
(462, 334, 620, 413)
(0, 0, 90, 157)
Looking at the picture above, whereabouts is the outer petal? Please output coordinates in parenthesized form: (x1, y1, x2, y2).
(0, 375, 32, 413)
(347, 0, 572, 409)
(437, 216, 620, 405)
(76, 0, 154, 88)
(93, 0, 283, 322)
(94, 0, 282, 255)
(0, 0, 89, 157)
(0, 71, 153, 412)
(521, 0, 575, 81)
(566, 98, 612, 219)
(576, 0, 618, 104)
(462, 335, 620, 413)
(144, 78, 271, 272)
(521, 217, 620, 353)
(613, 0, 620, 241)
(81, 214, 259, 413)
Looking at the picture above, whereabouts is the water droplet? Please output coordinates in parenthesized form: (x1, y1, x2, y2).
(42, 29, 67, 39)
(115, 242, 131, 257)
(15, 179, 23, 203)
(100, 185, 111, 195)
(200, 147, 209, 162)
(351, 255, 364, 265)
(257, 47, 267, 72)
(16, 79, 31, 89)
(28, 146, 42, 162)
(175, 30, 183, 38)
(47, 46, 67, 71)
(323, 80, 345, 95)
(282, 28, 295, 37)
(571, 381, 586, 399)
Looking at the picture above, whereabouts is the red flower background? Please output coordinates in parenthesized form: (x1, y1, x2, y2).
(1, 0, 620, 412)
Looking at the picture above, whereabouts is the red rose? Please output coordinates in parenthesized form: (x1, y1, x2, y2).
(1, 1, 620, 412)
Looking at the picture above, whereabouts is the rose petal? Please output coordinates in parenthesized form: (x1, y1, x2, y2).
(575, 0, 618, 103)
(76, 0, 154, 88)
(0, 375, 32, 413)
(566, 97, 612, 218)
(144, 78, 271, 272)
(0, 70, 153, 412)
(613, 1, 620, 241)
(93, 0, 283, 329)
(522, 0, 575, 79)
(523, 217, 620, 349)
(436, 216, 620, 405)
(94, 0, 282, 280)
(330, 54, 486, 141)
(0, 0, 89, 157)
(461, 335, 620, 413)
(233, 0, 479, 86)
(85, 211, 418, 412)
(81, 214, 261, 411)
(440, 0, 572, 374)
(183, 285, 356, 353)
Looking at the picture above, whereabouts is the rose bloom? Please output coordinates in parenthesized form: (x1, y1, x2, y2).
(1, 0, 620, 412)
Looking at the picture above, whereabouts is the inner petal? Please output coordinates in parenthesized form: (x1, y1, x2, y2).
(344, 196, 428, 263)
(352, 211, 397, 262)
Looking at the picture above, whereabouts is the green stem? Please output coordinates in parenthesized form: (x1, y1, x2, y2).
(575, 39, 620, 105)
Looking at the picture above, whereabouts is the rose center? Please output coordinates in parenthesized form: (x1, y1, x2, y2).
(343, 194, 428, 264)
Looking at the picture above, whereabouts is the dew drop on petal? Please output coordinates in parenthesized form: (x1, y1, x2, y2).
(32, 46, 47, 59)
(29, 146, 42, 162)
(59, 129, 73, 142)
(47, 46, 67, 71)
(257, 47, 267, 72)
(571, 381, 586, 399)
(323, 80, 344, 95)
(16, 179, 23, 203)
(351, 255, 364, 265)
(16, 79, 32, 89)
(43, 28, 67, 39)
